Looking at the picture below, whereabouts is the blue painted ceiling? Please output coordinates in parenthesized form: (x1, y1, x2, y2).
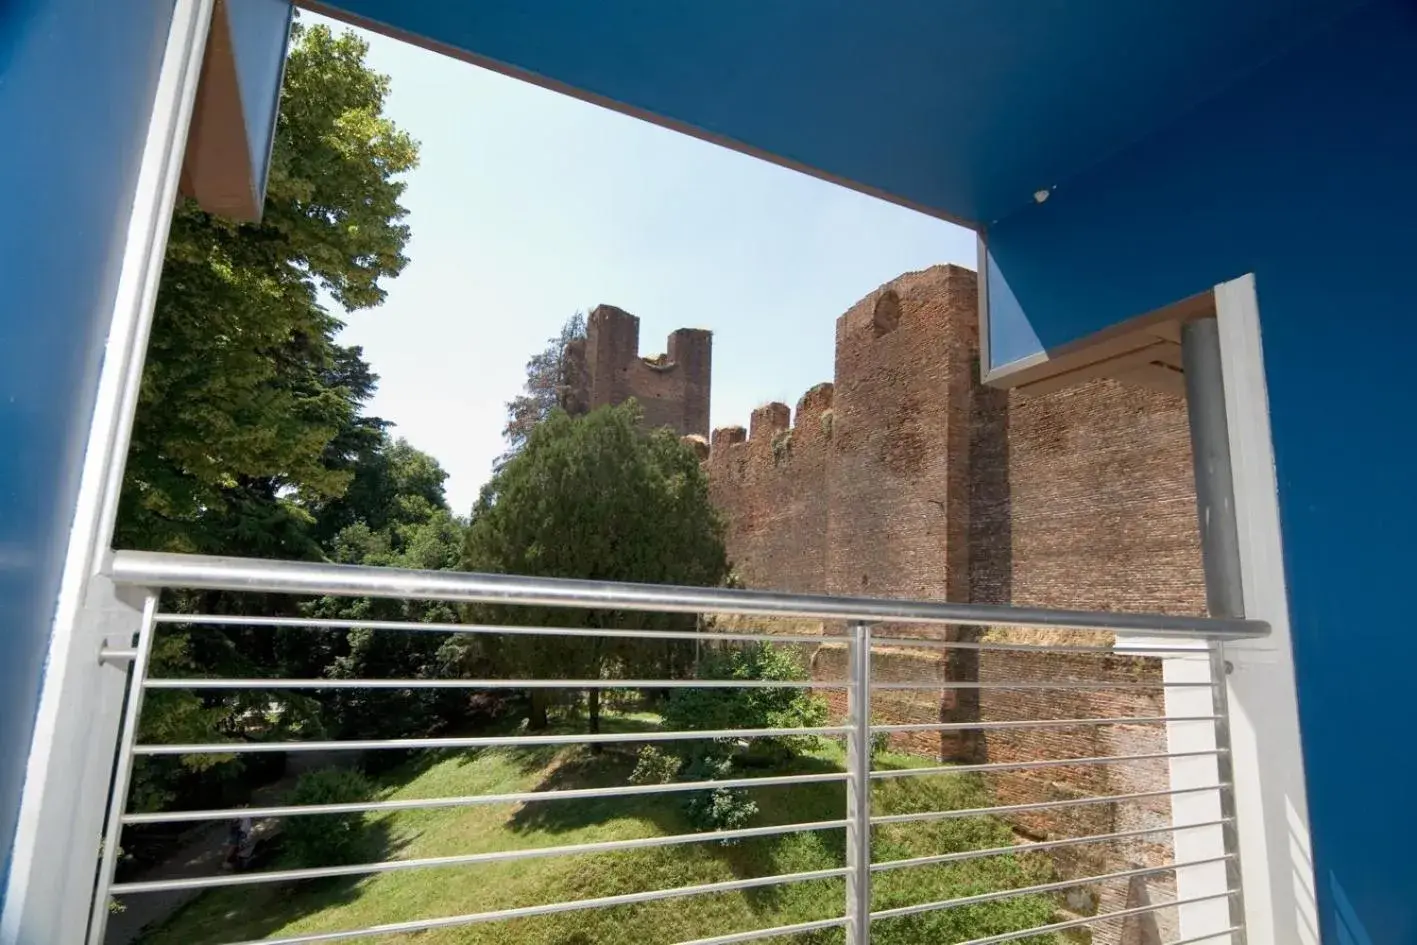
(313, 0, 1359, 227)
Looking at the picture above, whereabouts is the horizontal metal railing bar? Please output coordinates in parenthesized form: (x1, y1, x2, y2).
(870, 634, 1215, 656)
(670, 918, 849, 945)
(154, 614, 1221, 657)
(143, 677, 844, 690)
(869, 679, 1216, 690)
(131, 724, 851, 756)
(868, 854, 1233, 921)
(155, 612, 851, 644)
(122, 772, 850, 825)
(111, 550, 1270, 638)
(871, 818, 1230, 873)
(947, 891, 1235, 945)
(155, 613, 1222, 659)
(870, 748, 1223, 779)
(870, 715, 1218, 733)
(216, 867, 850, 945)
(142, 679, 1219, 693)
(111, 819, 850, 894)
(869, 784, 1228, 826)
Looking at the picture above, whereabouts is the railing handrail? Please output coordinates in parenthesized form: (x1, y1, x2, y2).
(88, 550, 1254, 944)
(108, 550, 1270, 639)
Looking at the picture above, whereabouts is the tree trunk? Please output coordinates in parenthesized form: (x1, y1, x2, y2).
(587, 637, 604, 751)
(587, 687, 602, 752)
(529, 689, 549, 730)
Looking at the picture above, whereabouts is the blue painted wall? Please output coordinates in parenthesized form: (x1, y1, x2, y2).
(985, 1, 1417, 940)
(0, 0, 175, 892)
(225, 0, 291, 203)
(320, 0, 1350, 227)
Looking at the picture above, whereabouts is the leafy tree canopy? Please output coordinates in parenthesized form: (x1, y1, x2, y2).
(306, 435, 470, 741)
(500, 311, 587, 464)
(118, 21, 419, 556)
(310, 435, 452, 549)
(471, 401, 725, 586)
(124, 21, 423, 809)
(464, 402, 728, 729)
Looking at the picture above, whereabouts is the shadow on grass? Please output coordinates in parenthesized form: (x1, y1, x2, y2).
(141, 717, 863, 942)
(135, 812, 408, 944)
(504, 736, 852, 916)
(359, 709, 597, 789)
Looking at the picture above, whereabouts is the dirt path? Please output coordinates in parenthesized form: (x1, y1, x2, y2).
(104, 776, 294, 945)
(104, 751, 357, 944)
(103, 820, 243, 945)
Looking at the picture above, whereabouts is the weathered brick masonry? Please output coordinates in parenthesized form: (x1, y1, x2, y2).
(703, 265, 1206, 944)
(565, 303, 712, 438)
(574, 266, 1205, 941)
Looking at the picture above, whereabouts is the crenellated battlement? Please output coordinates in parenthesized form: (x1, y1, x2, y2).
(569, 304, 711, 437)
(795, 382, 834, 425)
(748, 402, 789, 440)
(700, 264, 983, 598)
(707, 381, 836, 485)
(679, 434, 710, 461)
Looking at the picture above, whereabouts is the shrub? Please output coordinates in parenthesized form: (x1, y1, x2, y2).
(629, 745, 682, 785)
(655, 642, 825, 835)
(870, 714, 893, 761)
(281, 767, 375, 866)
(633, 743, 757, 836)
(685, 786, 758, 836)
(681, 751, 758, 837)
(771, 430, 793, 464)
(663, 641, 828, 760)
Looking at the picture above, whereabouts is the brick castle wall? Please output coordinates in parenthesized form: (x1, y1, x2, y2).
(703, 264, 1204, 944)
(824, 267, 975, 605)
(575, 266, 1204, 942)
(978, 378, 1205, 616)
(567, 304, 712, 437)
(706, 387, 832, 595)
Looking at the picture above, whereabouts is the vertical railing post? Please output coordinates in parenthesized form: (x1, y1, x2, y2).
(1207, 642, 1246, 936)
(1183, 316, 1248, 943)
(844, 621, 872, 944)
(85, 591, 160, 945)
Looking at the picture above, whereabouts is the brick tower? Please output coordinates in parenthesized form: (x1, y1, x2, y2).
(564, 304, 712, 437)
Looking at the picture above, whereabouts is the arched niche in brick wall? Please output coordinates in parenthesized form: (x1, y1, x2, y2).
(872, 290, 902, 337)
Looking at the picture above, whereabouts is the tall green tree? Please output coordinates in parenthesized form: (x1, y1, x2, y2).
(124, 21, 419, 810)
(118, 20, 418, 555)
(306, 435, 470, 741)
(309, 436, 452, 548)
(464, 402, 729, 731)
(499, 311, 587, 464)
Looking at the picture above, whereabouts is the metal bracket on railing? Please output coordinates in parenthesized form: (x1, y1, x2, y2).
(99, 636, 138, 665)
(87, 593, 160, 945)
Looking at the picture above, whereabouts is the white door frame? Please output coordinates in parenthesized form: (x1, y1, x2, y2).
(1208, 272, 1318, 945)
(1017, 272, 1317, 945)
(1163, 273, 1319, 945)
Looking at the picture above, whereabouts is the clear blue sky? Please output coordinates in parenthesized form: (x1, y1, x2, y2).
(318, 13, 973, 514)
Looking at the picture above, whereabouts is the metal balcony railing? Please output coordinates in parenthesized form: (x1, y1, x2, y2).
(89, 550, 1267, 945)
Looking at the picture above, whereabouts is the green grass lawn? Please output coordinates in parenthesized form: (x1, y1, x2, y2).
(138, 717, 1060, 945)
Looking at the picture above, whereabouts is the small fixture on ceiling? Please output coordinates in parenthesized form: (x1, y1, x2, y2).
(1033, 189, 1051, 204)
